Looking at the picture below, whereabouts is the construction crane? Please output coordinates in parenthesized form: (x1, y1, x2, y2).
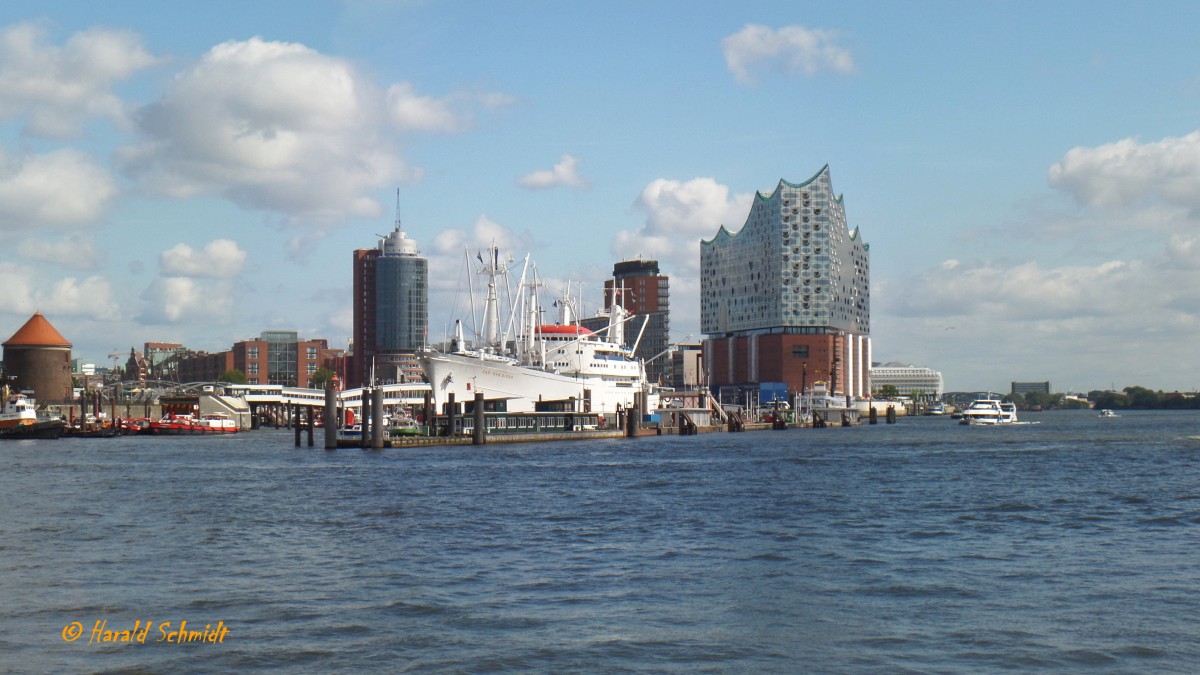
(108, 349, 123, 381)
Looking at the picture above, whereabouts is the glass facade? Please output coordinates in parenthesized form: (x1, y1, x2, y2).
(263, 330, 298, 386)
(376, 254, 428, 352)
(700, 165, 869, 337)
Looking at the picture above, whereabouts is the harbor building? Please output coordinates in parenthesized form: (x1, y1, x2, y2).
(700, 165, 870, 404)
(351, 212, 428, 388)
(869, 362, 945, 398)
(2, 312, 73, 404)
(1011, 381, 1051, 397)
(670, 340, 704, 390)
(232, 331, 329, 388)
(584, 259, 671, 385)
(171, 332, 333, 388)
(176, 350, 233, 384)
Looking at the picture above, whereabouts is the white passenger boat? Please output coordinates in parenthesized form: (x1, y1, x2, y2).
(420, 245, 658, 416)
(958, 398, 1018, 425)
(1098, 409, 1119, 418)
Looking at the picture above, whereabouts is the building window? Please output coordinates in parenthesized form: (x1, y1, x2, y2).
(792, 345, 809, 358)
(248, 346, 259, 359)
(248, 363, 259, 375)
(306, 346, 317, 359)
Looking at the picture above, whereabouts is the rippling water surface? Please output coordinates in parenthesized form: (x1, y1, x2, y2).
(3, 410, 1200, 672)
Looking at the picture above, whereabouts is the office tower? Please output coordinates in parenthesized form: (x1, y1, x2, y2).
(351, 212, 428, 387)
(604, 259, 670, 385)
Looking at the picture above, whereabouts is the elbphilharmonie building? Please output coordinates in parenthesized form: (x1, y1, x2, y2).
(700, 165, 870, 401)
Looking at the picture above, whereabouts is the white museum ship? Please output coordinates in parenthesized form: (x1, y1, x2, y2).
(420, 245, 658, 416)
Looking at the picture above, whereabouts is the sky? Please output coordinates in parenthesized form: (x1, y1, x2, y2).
(1, 0, 1199, 394)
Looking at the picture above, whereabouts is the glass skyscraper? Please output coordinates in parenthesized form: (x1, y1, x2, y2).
(351, 221, 428, 386)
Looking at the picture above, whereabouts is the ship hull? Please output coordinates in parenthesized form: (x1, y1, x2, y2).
(0, 419, 65, 440)
(421, 351, 651, 414)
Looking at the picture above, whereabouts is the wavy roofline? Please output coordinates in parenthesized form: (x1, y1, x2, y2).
(702, 165, 846, 246)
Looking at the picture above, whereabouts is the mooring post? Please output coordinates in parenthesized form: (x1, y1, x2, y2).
(324, 381, 337, 450)
(423, 390, 433, 436)
(372, 386, 385, 450)
(293, 403, 301, 447)
(869, 406, 878, 425)
(306, 405, 315, 446)
(360, 390, 371, 449)
(887, 405, 897, 424)
(473, 391, 485, 445)
(447, 393, 457, 437)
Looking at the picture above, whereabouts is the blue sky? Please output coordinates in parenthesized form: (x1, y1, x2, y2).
(2, 0, 1200, 393)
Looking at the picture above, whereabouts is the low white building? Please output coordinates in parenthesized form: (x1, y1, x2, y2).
(870, 362, 944, 398)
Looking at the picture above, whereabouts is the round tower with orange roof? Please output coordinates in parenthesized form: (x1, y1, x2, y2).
(2, 312, 73, 405)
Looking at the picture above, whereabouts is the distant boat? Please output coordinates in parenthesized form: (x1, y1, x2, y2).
(149, 412, 238, 435)
(1098, 409, 1120, 418)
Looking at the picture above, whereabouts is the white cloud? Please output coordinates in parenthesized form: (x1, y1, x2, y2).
(0, 148, 117, 230)
(889, 259, 1138, 321)
(1048, 131, 1200, 210)
(160, 239, 246, 279)
(615, 177, 752, 275)
(873, 234, 1200, 391)
(0, 262, 119, 320)
(517, 154, 589, 189)
(118, 37, 414, 227)
(0, 22, 162, 137)
(610, 177, 753, 341)
(721, 24, 854, 85)
(387, 81, 464, 132)
(430, 213, 525, 259)
(1165, 233, 1200, 270)
(38, 276, 120, 320)
(139, 277, 236, 324)
(17, 232, 105, 270)
(0, 262, 36, 314)
(387, 83, 514, 133)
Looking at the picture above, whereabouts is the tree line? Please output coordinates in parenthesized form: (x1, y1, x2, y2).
(1088, 386, 1200, 410)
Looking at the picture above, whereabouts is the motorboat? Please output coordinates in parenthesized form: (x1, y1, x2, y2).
(1098, 409, 1120, 418)
(958, 398, 1017, 425)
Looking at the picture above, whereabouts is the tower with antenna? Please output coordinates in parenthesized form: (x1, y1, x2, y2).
(350, 189, 428, 387)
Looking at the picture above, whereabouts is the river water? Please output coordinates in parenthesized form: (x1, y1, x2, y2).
(2, 410, 1199, 673)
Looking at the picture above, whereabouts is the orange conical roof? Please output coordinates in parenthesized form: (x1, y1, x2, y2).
(3, 312, 72, 348)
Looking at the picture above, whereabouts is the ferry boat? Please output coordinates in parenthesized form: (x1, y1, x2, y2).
(958, 398, 1018, 425)
(420, 245, 658, 416)
(149, 412, 239, 435)
(0, 390, 65, 439)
